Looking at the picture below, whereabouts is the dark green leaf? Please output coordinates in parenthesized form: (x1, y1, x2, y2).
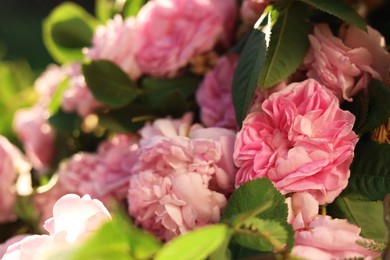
(221, 179, 288, 223)
(344, 140, 390, 201)
(232, 29, 267, 127)
(235, 218, 288, 252)
(357, 79, 390, 133)
(83, 60, 138, 108)
(299, 0, 366, 30)
(340, 91, 369, 132)
(123, 0, 147, 17)
(43, 2, 98, 63)
(327, 195, 387, 242)
(48, 109, 82, 134)
(98, 103, 156, 133)
(155, 224, 231, 260)
(257, 2, 310, 88)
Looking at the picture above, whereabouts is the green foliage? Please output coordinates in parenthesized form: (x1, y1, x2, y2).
(95, 0, 116, 22)
(357, 79, 390, 133)
(221, 179, 294, 253)
(221, 179, 288, 223)
(48, 77, 69, 115)
(327, 195, 387, 242)
(48, 109, 82, 134)
(299, 0, 366, 30)
(123, 0, 147, 17)
(43, 2, 99, 63)
(234, 218, 288, 252)
(232, 29, 267, 127)
(155, 224, 231, 260)
(257, 2, 310, 89)
(71, 211, 162, 260)
(0, 60, 36, 143)
(83, 60, 139, 109)
(344, 140, 390, 201)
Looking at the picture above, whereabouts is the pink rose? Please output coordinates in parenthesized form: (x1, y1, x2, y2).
(61, 63, 102, 117)
(13, 105, 55, 172)
(3, 194, 111, 260)
(292, 216, 380, 260)
(341, 25, 390, 82)
(234, 79, 358, 204)
(0, 136, 30, 223)
(58, 134, 139, 202)
(304, 24, 381, 101)
(196, 54, 239, 130)
(84, 15, 141, 81)
(0, 235, 30, 258)
(240, 0, 269, 25)
(286, 192, 319, 230)
(128, 116, 236, 240)
(134, 0, 230, 77)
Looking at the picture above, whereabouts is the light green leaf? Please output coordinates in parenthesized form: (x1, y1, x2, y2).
(43, 2, 99, 63)
(344, 140, 390, 201)
(48, 77, 69, 115)
(300, 0, 366, 30)
(258, 1, 310, 88)
(235, 218, 288, 252)
(357, 79, 390, 133)
(71, 211, 161, 260)
(155, 225, 231, 260)
(232, 29, 267, 127)
(123, 0, 147, 17)
(83, 60, 138, 108)
(95, 0, 115, 22)
(328, 195, 387, 242)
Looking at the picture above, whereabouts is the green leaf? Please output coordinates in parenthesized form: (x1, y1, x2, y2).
(48, 77, 69, 115)
(344, 140, 390, 201)
(340, 91, 369, 132)
(299, 0, 366, 31)
(235, 218, 288, 252)
(155, 225, 231, 260)
(95, 0, 115, 22)
(83, 60, 138, 108)
(257, 2, 310, 88)
(123, 0, 147, 17)
(327, 195, 387, 242)
(43, 2, 99, 63)
(71, 211, 161, 260)
(221, 179, 288, 223)
(48, 109, 82, 134)
(357, 79, 390, 133)
(232, 29, 267, 127)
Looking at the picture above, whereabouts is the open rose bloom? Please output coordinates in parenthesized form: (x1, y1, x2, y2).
(2, 0, 390, 259)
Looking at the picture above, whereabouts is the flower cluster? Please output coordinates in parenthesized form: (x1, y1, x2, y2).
(1, 0, 390, 259)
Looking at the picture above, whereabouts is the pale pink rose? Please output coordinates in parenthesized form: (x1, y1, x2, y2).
(0, 136, 30, 223)
(304, 24, 381, 101)
(128, 117, 236, 240)
(84, 15, 141, 81)
(135, 0, 227, 77)
(240, 0, 269, 25)
(234, 79, 358, 204)
(286, 192, 319, 230)
(196, 54, 239, 130)
(58, 134, 139, 202)
(61, 63, 102, 117)
(342, 25, 390, 82)
(0, 235, 30, 258)
(3, 194, 111, 260)
(13, 105, 55, 172)
(292, 215, 380, 260)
